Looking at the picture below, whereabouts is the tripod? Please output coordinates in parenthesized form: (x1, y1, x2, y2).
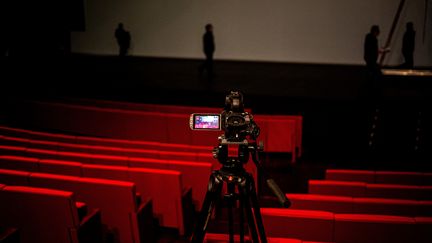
(191, 141, 289, 243)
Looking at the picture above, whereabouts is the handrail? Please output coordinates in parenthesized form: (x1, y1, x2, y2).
(379, 0, 406, 66)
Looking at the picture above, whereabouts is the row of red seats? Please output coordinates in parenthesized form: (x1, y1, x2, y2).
(203, 233, 330, 243)
(0, 169, 152, 243)
(0, 134, 212, 163)
(0, 155, 188, 235)
(0, 184, 103, 243)
(308, 179, 432, 200)
(0, 144, 212, 211)
(8, 100, 301, 158)
(326, 169, 432, 185)
(56, 97, 304, 157)
(286, 193, 432, 217)
(261, 208, 432, 243)
(0, 127, 257, 182)
(0, 125, 213, 152)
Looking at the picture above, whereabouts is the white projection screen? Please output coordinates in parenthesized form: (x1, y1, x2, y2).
(72, 0, 431, 66)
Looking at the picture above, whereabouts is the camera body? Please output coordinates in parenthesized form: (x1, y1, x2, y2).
(190, 91, 260, 168)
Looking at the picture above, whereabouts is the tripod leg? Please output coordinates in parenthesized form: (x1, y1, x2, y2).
(226, 182, 235, 243)
(247, 174, 268, 243)
(191, 172, 223, 243)
(239, 178, 260, 243)
(238, 183, 245, 243)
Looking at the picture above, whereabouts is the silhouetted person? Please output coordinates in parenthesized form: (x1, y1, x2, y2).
(199, 24, 215, 79)
(363, 25, 389, 100)
(401, 22, 415, 69)
(364, 25, 382, 80)
(115, 23, 131, 57)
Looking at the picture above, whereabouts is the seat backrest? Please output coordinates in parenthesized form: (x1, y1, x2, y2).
(81, 163, 185, 234)
(39, 159, 82, 176)
(308, 180, 367, 197)
(129, 157, 212, 210)
(28, 172, 139, 243)
(0, 168, 30, 186)
(326, 169, 375, 183)
(0, 185, 80, 243)
(334, 214, 416, 243)
(0, 156, 39, 172)
(261, 208, 334, 242)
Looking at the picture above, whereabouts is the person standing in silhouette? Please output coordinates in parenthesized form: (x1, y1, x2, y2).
(363, 25, 390, 100)
(401, 22, 415, 69)
(115, 23, 131, 57)
(364, 25, 382, 80)
(200, 24, 215, 79)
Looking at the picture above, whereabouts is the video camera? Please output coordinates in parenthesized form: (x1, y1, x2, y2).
(189, 91, 261, 167)
(189, 91, 260, 141)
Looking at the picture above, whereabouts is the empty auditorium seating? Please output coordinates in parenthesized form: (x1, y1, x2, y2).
(309, 179, 432, 200)
(414, 217, 432, 243)
(334, 214, 415, 243)
(203, 233, 304, 243)
(286, 194, 354, 214)
(325, 169, 432, 186)
(80, 163, 186, 234)
(261, 207, 432, 243)
(0, 125, 212, 152)
(287, 193, 432, 217)
(374, 171, 423, 185)
(261, 208, 334, 242)
(0, 134, 260, 185)
(0, 156, 188, 235)
(308, 180, 367, 197)
(325, 169, 375, 183)
(0, 151, 212, 211)
(129, 157, 212, 209)
(39, 159, 83, 176)
(2, 100, 302, 155)
(30, 173, 154, 243)
(0, 185, 102, 243)
(0, 156, 38, 172)
(0, 169, 153, 243)
(0, 169, 30, 186)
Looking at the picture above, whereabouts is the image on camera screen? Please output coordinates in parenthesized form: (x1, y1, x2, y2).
(194, 115, 220, 129)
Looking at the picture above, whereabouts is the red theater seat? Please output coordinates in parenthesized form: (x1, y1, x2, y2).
(0, 125, 213, 153)
(129, 157, 212, 209)
(0, 155, 39, 172)
(366, 184, 423, 200)
(352, 197, 418, 217)
(421, 173, 432, 186)
(203, 233, 303, 243)
(81, 163, 185, 234)
(261, 208, 334, 242)
(308, 180, 367, 197)
(39, 159, 83, 176)
(286, 193, 353, 213)
(414, 217, 432, 243)
(0, 168, 30, 186)
(334, 214, 415, 243)
(417, 201, 432, 216)
(0, 186, 81, 243)
(28, 172, 147, 243)
(287, 193, 432, 217)
(0, 144, 212, 212)
(325, 169, 375, 183)
(0, 145, 27, 157)
(375, 171, 423, 185)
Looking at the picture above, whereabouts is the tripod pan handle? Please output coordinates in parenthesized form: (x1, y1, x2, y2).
(266, 179, 291, 208)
